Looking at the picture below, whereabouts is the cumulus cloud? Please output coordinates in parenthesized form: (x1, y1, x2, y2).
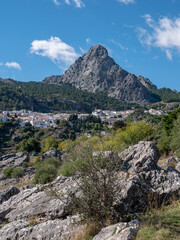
(5, 62, 21, 70)
(138, 15, 180, 60)
(117, 0, 135, 4)
(53, 0, 60, 6)
(30, 37, 79, 68)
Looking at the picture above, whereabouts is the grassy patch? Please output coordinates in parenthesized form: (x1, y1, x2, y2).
(136, 200, 180, 240)
(70, 223, 100, 240)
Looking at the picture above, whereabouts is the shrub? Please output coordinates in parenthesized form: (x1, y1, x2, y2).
(42, 137, 59, 152)
(3, 167, 14, 178)
(15, 138, 41, 153)
(11, 167, 24, 178)
(4, 167, 24, 178)
(107, 121, 155, 152)
(32, 158, 61, 184)
(59, 144, 121, 226)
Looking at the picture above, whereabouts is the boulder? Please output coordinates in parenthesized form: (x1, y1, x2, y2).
(0, 176, 79, 223)
(41, 148, 62, 161)
(0, 152, 29, 171)
(0, 215, 83, 240)
(93, 219, 140, 240)
(115, 142, 180, 217)
(119, 141, 160, 174)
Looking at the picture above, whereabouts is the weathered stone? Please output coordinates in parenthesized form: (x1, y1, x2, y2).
(0, 178, 20, 188)
(93, 219, 140, 240)
(175, 161, 180, 172)
(0, 176, 78, 222)
(0, 215, 82, 240)
(0, 186, 20, 204)
(41, 148, 62, 161)
(160, 156, 179, 168)
(0, 152, 29, 171)
(119, 141, 160, 174)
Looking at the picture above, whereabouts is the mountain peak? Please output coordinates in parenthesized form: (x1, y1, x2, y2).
(86, 44, 108, 58)
(43, 45, 158, 104)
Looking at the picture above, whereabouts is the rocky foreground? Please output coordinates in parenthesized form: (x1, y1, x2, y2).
(0, 141, 179, 240)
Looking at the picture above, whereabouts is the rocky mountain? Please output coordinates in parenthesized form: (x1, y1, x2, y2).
(43, 44, 159, 104)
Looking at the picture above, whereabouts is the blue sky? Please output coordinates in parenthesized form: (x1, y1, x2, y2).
(0, 0, 180, 90)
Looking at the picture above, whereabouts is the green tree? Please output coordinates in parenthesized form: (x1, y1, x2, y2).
(42, 136, 59, 152)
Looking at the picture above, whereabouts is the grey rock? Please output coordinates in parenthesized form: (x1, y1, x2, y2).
(119, 141, 160, 174)
(0, 186, 20, 204)
(93, 219, 140, 240)
(41, 148, 62, 161)
(0, 215, 82, 240)
(0, 176, 78, 222)
(176, 162, 180, 172)
(0, 174, 7, 181)
(0, 152, 29, 171)
(160, 156, 179, 168)
(115, 142, 180, 217)
(43, 44, 159, 104)
(0, 178, 20, 188)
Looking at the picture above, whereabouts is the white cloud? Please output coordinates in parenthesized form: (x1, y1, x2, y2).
(5, 62, 21, 70)
(166, 50, 172, 61)
(110, 39, 128, 50)
(65, 0, 70, 5)
(79, 47, 86, 54)
(53, 0, 60, 6)
(30, 37, 79, 68)
(117, 0, 135, 4)
(73, 0, 85, 8)
(64, 0, 85, 8)
(86, 38, 91, 44)
(138, 15, 180, 60)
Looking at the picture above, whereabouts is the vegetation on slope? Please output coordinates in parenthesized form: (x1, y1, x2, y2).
(136, 200, 180, 240)
(0, 79, 138, 112)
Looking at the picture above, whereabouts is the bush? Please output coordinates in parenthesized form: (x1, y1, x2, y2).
(33, 158, 61, 184)
(42, 137, 59, 152)
(4, 167, 24, 178)
(15, 138, 41, 153)
(59, 144, 121, 226)
(11, 167, 24, 178)
(3, 167, 14, 178)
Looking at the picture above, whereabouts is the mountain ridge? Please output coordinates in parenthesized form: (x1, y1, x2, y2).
(43, 44, 158, 104)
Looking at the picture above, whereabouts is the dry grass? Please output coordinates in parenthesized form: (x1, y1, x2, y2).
(0, 179, 32, 191)
(70, 223, 101, 240)
(157, 156, 169, 168)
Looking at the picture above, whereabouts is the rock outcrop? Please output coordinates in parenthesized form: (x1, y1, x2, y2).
(0, 215, 83, 240)
(0, 152, 29, 171)
(41, 148, 62, 161)
(0, 186, 20, 204)
(0, 176, 79, 224)
(93, 219, 140, 240)
(0, 141, 179, 239)
(43, 44, 159, 104)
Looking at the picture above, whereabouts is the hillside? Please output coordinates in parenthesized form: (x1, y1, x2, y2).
(0, 78, 138, 113)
